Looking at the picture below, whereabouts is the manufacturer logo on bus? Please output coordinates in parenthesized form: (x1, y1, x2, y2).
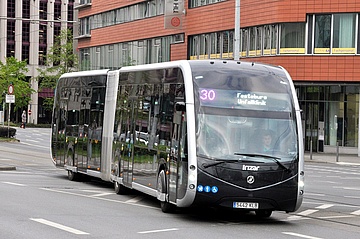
(242, 165, 259, 171)
(247, 175, 255, 184)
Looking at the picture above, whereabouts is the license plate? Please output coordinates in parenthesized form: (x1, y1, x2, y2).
(233, 202, 259, 209)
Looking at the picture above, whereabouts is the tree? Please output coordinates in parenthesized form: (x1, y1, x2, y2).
(37, 29, 78, 111)
(0, 57, 34, 111)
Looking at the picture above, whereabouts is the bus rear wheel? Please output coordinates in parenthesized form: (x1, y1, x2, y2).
(114, 181, 128, 195)
(157, 170, 175, 213)
(67, 170, 78, 181)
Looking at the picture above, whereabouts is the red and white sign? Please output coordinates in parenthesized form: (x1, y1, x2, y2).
(8, 84, 14, 95)
(28, 109, 32, 115)
(164, 0, 184, 29)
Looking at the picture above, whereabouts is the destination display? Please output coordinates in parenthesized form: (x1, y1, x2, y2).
(199, 88, 291, 111)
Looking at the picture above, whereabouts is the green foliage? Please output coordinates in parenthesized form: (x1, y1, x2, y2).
(37, 29, 79, 110)
(0, 57, 34, 111)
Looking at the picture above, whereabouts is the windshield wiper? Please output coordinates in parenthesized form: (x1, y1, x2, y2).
(234, 153, 291, 172)
(202, 159, 238, 169)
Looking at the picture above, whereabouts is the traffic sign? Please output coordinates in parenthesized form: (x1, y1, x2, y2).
(6, 94, 15, 103)
(8, 84, 14, 95)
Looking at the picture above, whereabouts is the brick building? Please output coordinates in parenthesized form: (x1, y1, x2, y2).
(76, 0, 360, 155)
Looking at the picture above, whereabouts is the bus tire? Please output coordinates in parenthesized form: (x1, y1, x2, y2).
(157, 170, 175, 213)
(255, 210, 272, 218)
(114, 181, 127, 195)
(67, 170, 78, 181)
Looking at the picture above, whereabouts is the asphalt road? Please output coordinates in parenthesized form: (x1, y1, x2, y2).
(0, 128, 360, 238)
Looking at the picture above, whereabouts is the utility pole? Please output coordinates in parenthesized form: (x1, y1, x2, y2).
(234, 0, 241, 60)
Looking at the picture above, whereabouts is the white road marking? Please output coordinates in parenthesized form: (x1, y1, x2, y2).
(318, 215, 355, 219)
(91, 192, 114, 197)
(351, 209, 360, 215)
(138, 228, 179, 234)
(297, 209, 318, 216)
(30, 218, 89, 235)
(333, 186, 360, 191)
(305, 193, 325, 197)
(2, 181, 26, 186)
(125, 196, 144, 203)
(315, 204, 333, 209)
(282, 232, 323, 239)
(41, 188, 158, 209)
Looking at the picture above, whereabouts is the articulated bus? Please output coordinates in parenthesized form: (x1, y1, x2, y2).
(51, 60, 304, 217)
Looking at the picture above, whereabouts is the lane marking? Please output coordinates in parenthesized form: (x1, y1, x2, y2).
(91, 192, 114, 197)
(138, 228, 179, 234)
(297, 209, 318, 216)
(333, 186, 360, 191)
(125, 196, 144, 203)
(282, 232, 323, 239)
(315, 204, 333, 209)
(41, 188, 158, 209)
(2, 181, 26, 186)
(305, 193, 325, 197)
(318, 215, 355, 219)
(351, 209, 360, 215)
(30, 218, 89, 235)
(19, 142, 49, 149)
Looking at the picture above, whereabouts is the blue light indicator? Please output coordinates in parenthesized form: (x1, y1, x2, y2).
(197, 185, 204, 192)
(204, 186, 211, 193)
(211, 186, 218, 193)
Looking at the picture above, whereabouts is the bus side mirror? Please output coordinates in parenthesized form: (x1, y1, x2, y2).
(175, 102, 186, 112)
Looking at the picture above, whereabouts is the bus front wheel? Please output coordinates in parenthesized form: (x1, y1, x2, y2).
(157, 170, 175, 213)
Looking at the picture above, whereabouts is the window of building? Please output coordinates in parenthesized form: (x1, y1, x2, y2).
(7, 20, 15, 42)
(22, 44, 30, 64)
(332, 13, 356, 54)
(40, 0, 47, 20)
(54, 0, 62, 21)
(22, 21, 30, 43)
(7, 0, 15, 18)
(279, 23, 305, 54)
(23, 0, 30, 19)
(80, 17, 91, 35)
(248, 27, 261, 56)
(189, 0, 225, 8)
(310, 13, 357, 54)
(39, 45, 47, 65)
(241, 29, 248, 57)
(314, 15, 331, 54)
(263, 25, 277, 55)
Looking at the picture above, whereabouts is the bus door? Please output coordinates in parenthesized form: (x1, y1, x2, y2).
(87, 86, 105, 171)
(169, 103, 187, 202)
(121, 98, 135, 187)
(78, 88, 91, 171)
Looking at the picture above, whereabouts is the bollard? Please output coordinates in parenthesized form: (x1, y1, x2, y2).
(310, 139, 313, 160)
(336, 141, 339, 162)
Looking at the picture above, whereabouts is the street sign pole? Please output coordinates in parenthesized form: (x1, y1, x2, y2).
(8, 102, 11, 138)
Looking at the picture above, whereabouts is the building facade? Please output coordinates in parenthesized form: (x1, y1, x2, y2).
(0, 0, 75, 124)
(77, 0, 360, 155)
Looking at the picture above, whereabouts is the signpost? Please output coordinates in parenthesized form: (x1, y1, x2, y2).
(6, 84, 15, 138)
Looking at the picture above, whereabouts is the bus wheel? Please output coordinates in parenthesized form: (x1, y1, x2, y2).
(255, 210, 272, 218)
(67, 170, 78, 181)
(157, 170, 175, 213)
(114, 181, 127, 195)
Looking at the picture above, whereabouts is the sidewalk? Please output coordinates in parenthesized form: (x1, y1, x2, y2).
(304, 152, 360, 165)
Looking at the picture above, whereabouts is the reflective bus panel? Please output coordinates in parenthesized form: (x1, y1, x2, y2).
(51, 60, 304, 217)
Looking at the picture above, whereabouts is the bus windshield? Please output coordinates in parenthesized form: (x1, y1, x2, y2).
(193, 64, 298, 163)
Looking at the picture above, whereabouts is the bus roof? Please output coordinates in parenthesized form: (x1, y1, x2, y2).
(60, 69, 109, 79)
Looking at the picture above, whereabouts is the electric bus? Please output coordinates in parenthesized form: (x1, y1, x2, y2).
(51, 60, 304, 217)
